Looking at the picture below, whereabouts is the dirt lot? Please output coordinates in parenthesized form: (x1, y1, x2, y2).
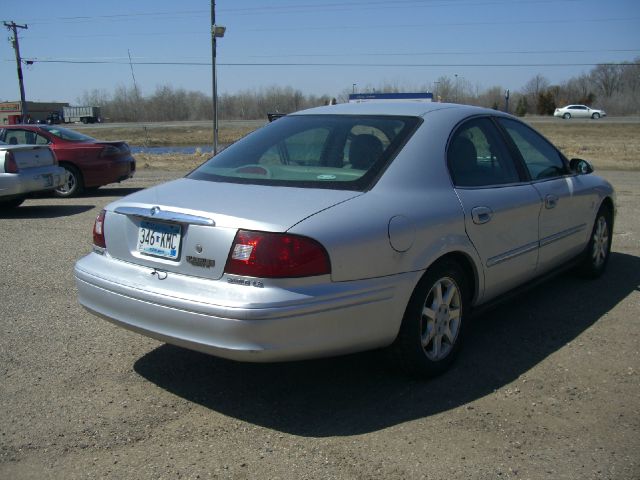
(1, 168, 639, 480)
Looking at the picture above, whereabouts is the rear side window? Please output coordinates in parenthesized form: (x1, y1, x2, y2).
(2, 129, 48, 146)
(498, 118, 567, 180)
(189, 115, 420, 190)
(447, 117, 521, 187)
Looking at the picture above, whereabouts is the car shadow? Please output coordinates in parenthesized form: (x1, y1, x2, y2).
(134, 252, 640, 437)
(0, 204, 95, 218)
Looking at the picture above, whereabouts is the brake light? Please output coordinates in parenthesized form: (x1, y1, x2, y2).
(4, 151, 19, 173)
(93, 210, 106, 249)
(225, 230, 331, 278)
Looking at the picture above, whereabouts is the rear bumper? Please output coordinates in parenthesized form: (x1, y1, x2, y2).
(109, 157, 136, 183)
(0, 166, 66, 199)
(74, 252, 417, 362)
(85, 156, 136, 188)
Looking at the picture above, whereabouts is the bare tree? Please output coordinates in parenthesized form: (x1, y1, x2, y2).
(590, 64, 624, 98)
(522, 74, 550, 113)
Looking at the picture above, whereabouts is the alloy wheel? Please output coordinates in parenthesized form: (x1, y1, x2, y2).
(420, 277, 462, 361)
(592, 216, 609, 268)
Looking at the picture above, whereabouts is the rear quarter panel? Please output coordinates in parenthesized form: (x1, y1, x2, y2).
(52, 142, 129, 187)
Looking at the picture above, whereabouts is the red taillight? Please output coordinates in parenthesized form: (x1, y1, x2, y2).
(100, 145, 121, 157)
(225, 230, 331, 278)
(4, 151, 19, 173)
(93, 210, 106, 249)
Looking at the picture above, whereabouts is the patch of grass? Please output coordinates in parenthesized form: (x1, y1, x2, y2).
(135, 150, 215, 172)
(75, 120, 265, 146)
(531, 122, 640, 171)
(76, 118, 640, 171)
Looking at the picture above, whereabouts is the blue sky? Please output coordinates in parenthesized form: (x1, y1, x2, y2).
(1, 0, 639, 103)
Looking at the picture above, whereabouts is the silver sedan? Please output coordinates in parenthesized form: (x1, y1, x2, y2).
(74, 102, 615, 377)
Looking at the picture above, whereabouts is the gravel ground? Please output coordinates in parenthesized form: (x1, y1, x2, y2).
(1, 169, 638, 480)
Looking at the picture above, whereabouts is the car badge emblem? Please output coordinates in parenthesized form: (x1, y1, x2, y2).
(150, 206, 160, 216)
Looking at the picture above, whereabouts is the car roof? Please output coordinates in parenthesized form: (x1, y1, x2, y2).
(293, 101, 500, 118)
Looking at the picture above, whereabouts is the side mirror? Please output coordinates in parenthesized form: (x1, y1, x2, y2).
(569, 158, 594, 175)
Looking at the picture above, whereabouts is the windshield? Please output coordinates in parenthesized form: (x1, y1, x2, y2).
(188, 114, 420, 191)
(40, 126, 96, 142)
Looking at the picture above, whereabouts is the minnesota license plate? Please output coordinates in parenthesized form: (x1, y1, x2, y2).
(137, 220, 181, 259)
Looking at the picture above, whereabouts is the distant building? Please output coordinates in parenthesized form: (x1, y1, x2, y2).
(0, 101, 69, 125)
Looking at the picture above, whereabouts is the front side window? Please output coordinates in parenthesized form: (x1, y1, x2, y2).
(498, 118, 567, 180)
(447, 117, 521, 187)
(189, 115, 420, 190)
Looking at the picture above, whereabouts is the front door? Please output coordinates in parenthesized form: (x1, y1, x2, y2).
(448, 117, 542, 302)
(497, 118, 593, 273)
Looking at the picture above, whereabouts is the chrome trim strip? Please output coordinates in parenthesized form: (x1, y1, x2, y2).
(114, 206, 215, 226)
(539, 224, 586, 247)
(487, 223, 586, 268)
(487, 241, 539, 268)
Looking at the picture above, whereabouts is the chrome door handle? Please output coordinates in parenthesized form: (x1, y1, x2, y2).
(545, 194, 559, 209)
(471, 206, 493, 224)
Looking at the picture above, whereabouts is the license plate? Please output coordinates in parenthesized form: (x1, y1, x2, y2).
(137, 220, 181, 259)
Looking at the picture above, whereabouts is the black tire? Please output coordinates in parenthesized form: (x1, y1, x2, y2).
(0, 197, 25, 208)
(592, 113, 600, 119)
(578, 205, 613, 278)
(388, 259, 470, 378)
(563, 113, 571, 119)
(81, 117, 89, 124)
(54, 164, 84, 198)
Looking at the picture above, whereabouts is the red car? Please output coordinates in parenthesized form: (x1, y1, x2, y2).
(0, 125, 136, 197)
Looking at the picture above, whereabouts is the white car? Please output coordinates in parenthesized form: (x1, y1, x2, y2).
(0, 141, 66, 208)
(554, 105, 606, 119)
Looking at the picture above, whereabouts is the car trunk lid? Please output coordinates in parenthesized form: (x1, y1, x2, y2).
(103, 178, 361, 280)
(6, 145, 56, 169)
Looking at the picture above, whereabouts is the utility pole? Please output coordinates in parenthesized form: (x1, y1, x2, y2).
(211, 1, 217, 154)
(4, 21, 29, 122)
(210, 2, 226, 155)
(454, 74, 459, 103)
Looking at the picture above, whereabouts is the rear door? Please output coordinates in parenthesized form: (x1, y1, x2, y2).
(448, 117, 541, 301)
(497, 118, 593, 272)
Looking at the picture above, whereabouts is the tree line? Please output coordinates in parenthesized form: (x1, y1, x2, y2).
(77, 58, 639, 121)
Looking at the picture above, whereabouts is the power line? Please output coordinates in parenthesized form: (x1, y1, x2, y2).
(248, 48, 640, 58)
(17, 16, 639, 40)
(18, 58, 640, 68)
(6, 48, 637, 64)
(6, 0, 585, 24)
(244, 17, 640, 31)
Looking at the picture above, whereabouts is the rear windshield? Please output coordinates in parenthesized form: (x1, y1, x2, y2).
(40, 126, 95, 142)
(188, 114, 420, 190)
